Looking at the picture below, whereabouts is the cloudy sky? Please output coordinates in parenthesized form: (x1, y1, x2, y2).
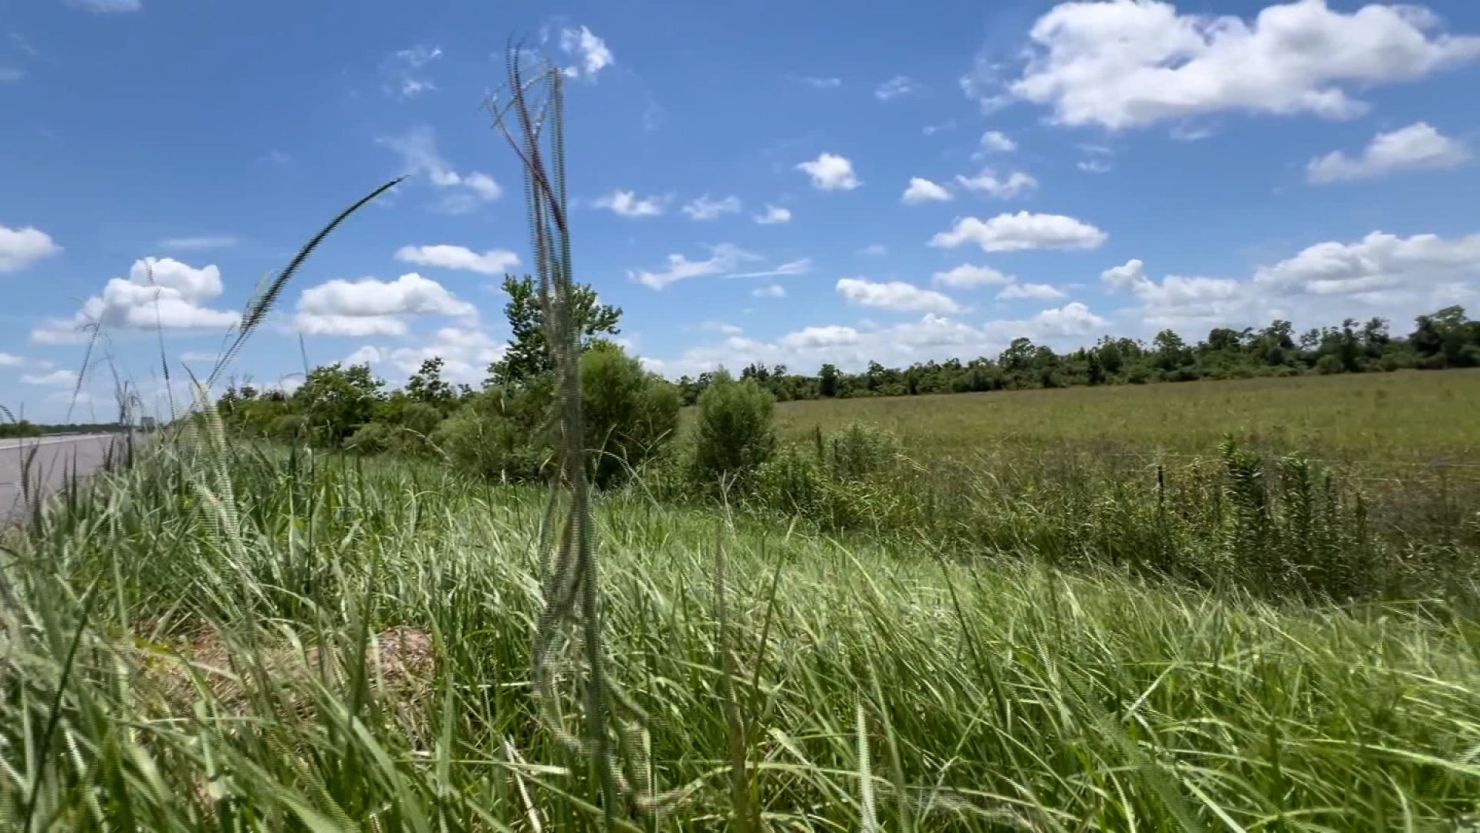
(3, 0, 1480, 421)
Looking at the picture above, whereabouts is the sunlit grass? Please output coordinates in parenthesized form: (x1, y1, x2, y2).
(3, 438, 1477, 830)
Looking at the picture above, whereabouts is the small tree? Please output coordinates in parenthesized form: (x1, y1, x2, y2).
(580, 344, 680, 487)
(818, 363, 840, 398)
(486, 273, 622, 387)
(693, 372, 776, 490)
(406, 356, 457, 411)
(293, 362, 384, 446)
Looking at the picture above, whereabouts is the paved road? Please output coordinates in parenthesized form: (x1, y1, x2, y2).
(0, 434, 128, 524)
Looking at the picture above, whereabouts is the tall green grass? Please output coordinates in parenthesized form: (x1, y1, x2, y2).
(3, 434, 1477, 830)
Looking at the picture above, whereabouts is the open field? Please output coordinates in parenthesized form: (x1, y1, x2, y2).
(774, 370, 1480, 464)
(3, 438, 1478, 830)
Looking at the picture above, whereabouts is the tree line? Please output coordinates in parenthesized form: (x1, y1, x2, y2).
(674, 305, 1480, 404)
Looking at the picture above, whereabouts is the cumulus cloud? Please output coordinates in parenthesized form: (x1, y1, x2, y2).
(378, 127, 501, 213)
(1252, 231, 1480, 296)
(753, 284, 787, 298)
(394, 244, 520, 275)
(31, 257, 238, 344)
(990, 302, 1109, 339)
(1078, 159, 1112, 174)
(559, 25, 614, 80)
(1307, 122, 1468, 183)
(997, 282, 1067, 300)
(902, 177, 952, 205)
(293, 273, 474, 337)
(875, 75, 919, 101)
(21, 369, 78, 387)
(682, 194, 742, 221)
(0, 224, 62, 273)
(753, 204, 792, 225)
(347, 326, 504, 386)
(593, 190, 666, 218)
(980, 130, 1017, 153)
(1008, 0, 1480, 130)
(931, 212, 1107, 252)
(933, 264, 1014, 288)
(0, 352, 25, 367)
(836, 277, 962, 314)
(797, 153, 860, 190)
(955, 169, 1038, 199)
(781, 325, 860, 350)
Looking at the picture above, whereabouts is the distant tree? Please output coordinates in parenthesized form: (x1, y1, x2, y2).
(818, 363, 840, 398)
(406, 357, 457, 410)
(486, 274, 622, 387)
(1153, 329, 1191, 371)
(1086, 350, 1106, 386)
(293, 362, 385, 446)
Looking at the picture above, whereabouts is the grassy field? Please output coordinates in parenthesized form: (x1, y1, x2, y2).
(2, 425, 1478, 830)
(774, 369, 1480, 464)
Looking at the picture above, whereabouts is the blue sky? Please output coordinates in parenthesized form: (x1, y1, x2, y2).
(4, 0, 1480, 421)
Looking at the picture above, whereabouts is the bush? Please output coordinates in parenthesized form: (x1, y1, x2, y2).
(755, 446, 825, 515)
(826, 422, 899, 481)
(433, 382, 553, 483)
(693, 372, 776, 491)
(580, 345, 681, 487)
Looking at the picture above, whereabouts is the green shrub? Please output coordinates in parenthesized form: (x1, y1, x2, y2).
(755, 446, 825, 515)
(580, 345, 680, 487)
(433, 382, 553, 483)
(826, 422, 900, 481)
(693, 372, 776, 491)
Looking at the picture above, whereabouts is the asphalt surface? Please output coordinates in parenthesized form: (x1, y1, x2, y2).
(0, 434, 127, 524)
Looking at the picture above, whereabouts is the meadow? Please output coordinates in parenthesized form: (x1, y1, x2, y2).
(774, 369, 1480, 464)
(2, 369, 1479, 830)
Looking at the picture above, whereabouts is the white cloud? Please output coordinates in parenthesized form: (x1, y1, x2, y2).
(630, 244, 757, 290)
(902, 177, 952, 205)
(0, 224, 62, 273)
(980, 130, 1017, 153)
(1077, 159, 1112, 174)
(754, 204, 792, 225)
(0, 67, 22, 84)
(347, 326, 504, 386)
(1307, 122, 1468, 183)
(726, 258, 813, 280)
(990, 302, 1109, 339)
(560, 26, 614, 81)
(594, 190, 666, 218)
(955, 169, 1038, 199)
(753, 284, 787, 298)
(0, 352, 27, 367)
(21, 369, 78, 387)
(700, 321, 745, 336)
(67, 0, 140, 11)
(378, 127, 501, 213)
(394, 244, 520, 275)
(797, 153, 860, 190)
(933, 264, 1014, 288)
(682, 194, 742, 221)
(780, 325, 861, 350)
(1252, 231, 1480, 296)
(931, 212, 1107, 252)
(858, 244, 888, 257)
(1100, 259, 1240, 312)
(836, 277, 962, 314)
(875, 75, 919, 101)
(31, 257, 237, 344)
(385, 44, 442, 98)
(799, 76, 842, 89)
(997, 282, 1067, 300)
(159, 235, 238, 251)
(294, 273, 474, 337)
(1010, 0, 1480, 129)
(923, 120, 957, 136)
